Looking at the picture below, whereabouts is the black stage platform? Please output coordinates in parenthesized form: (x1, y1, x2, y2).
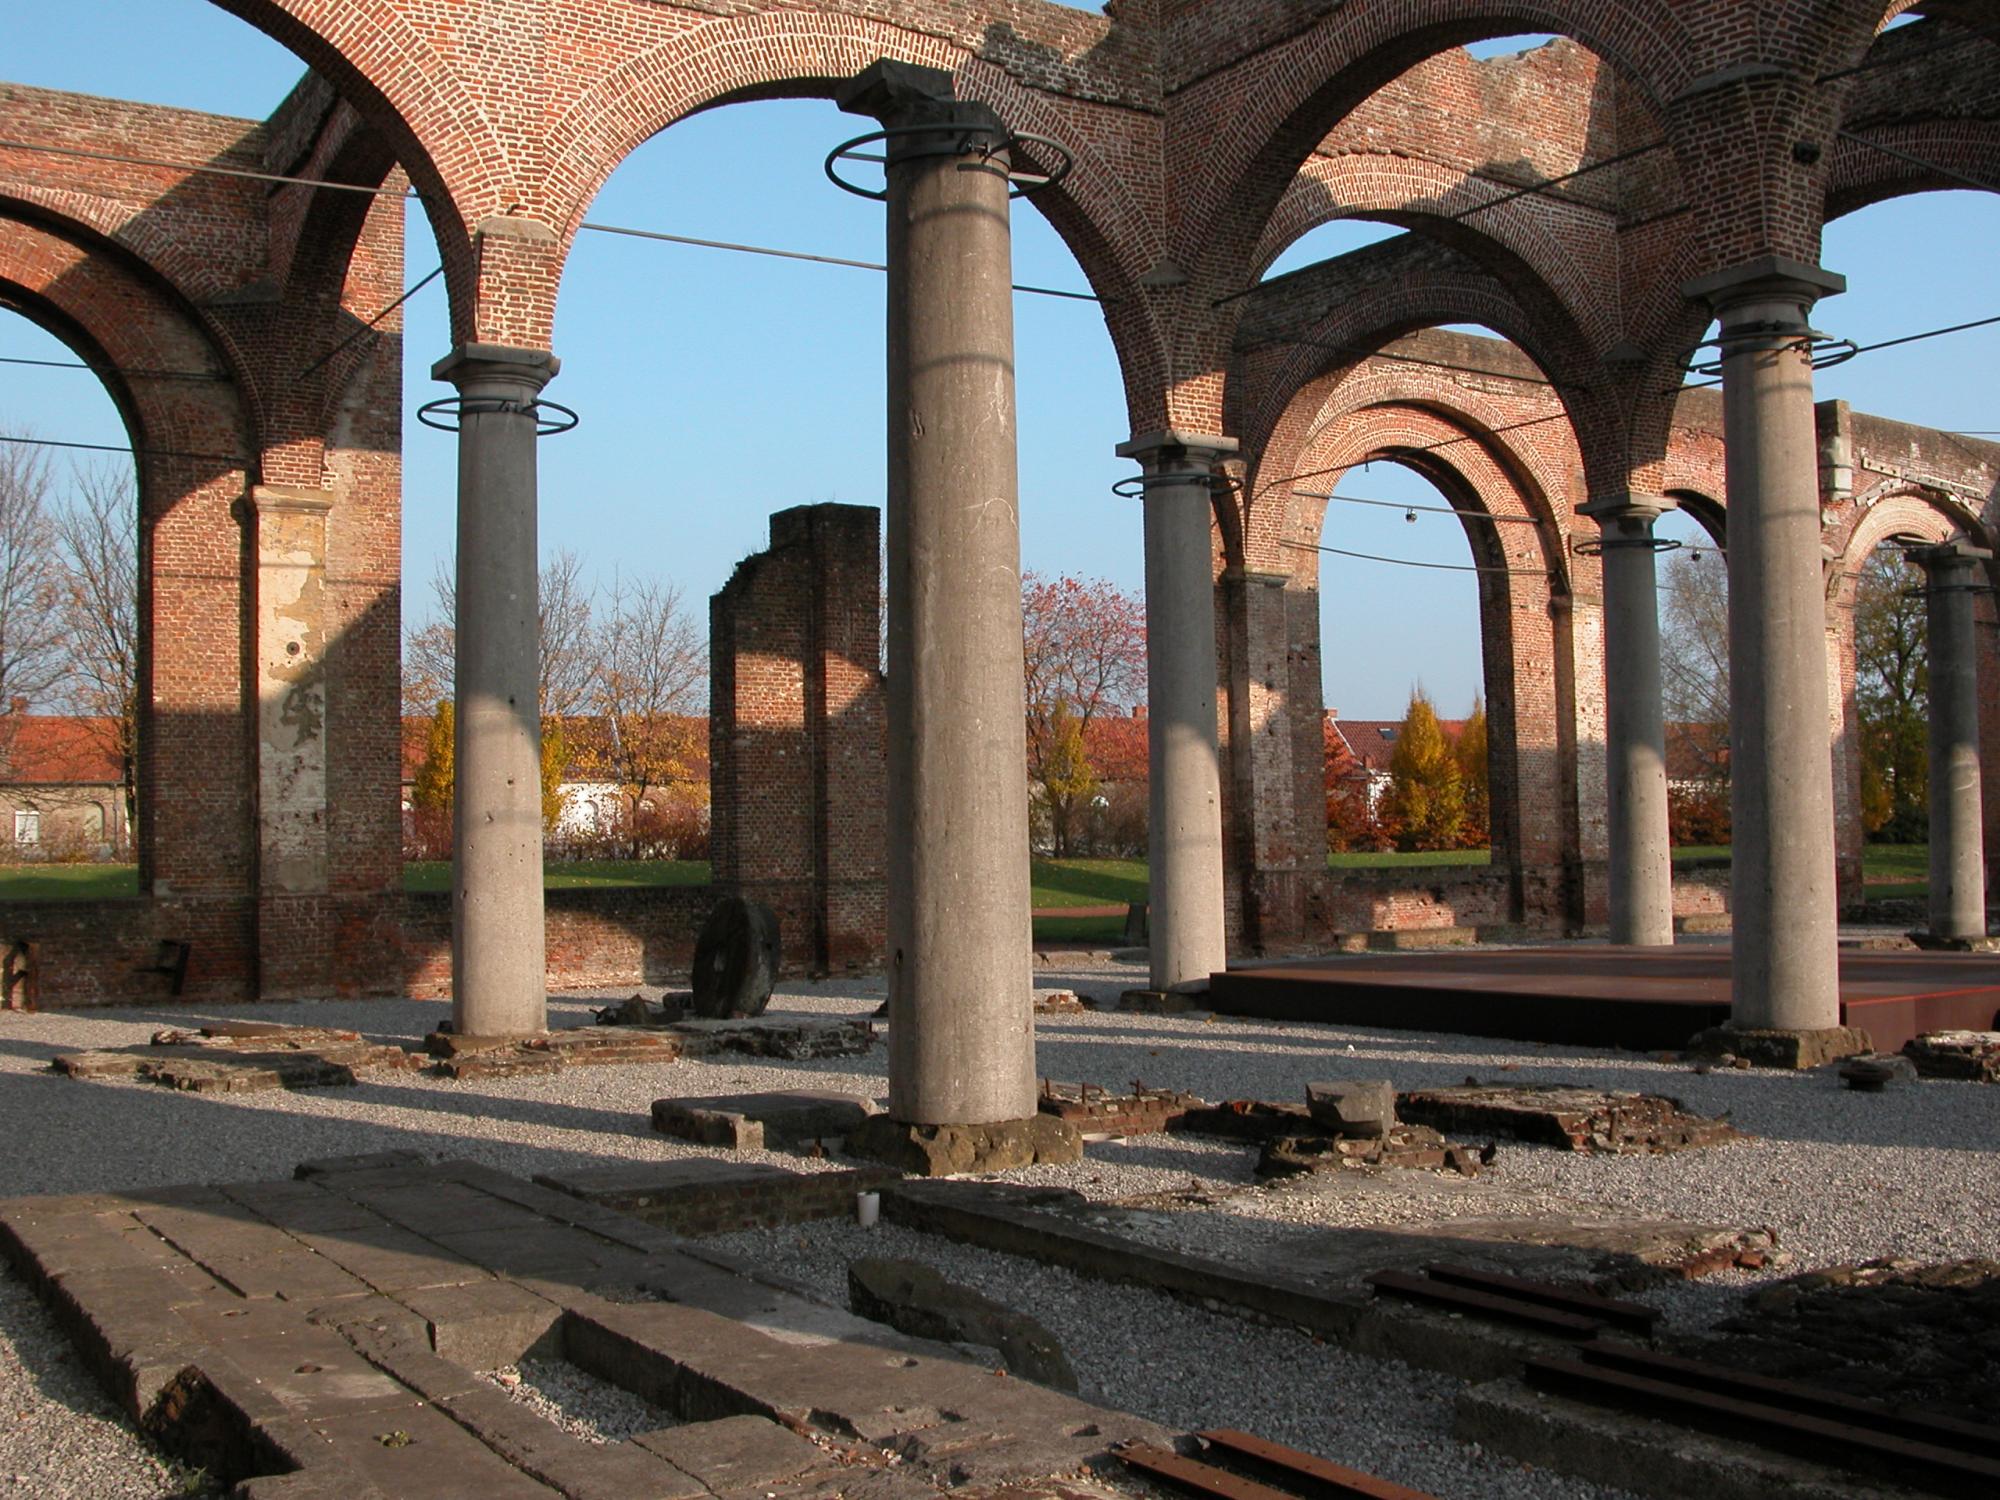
(1206, 946, 2000, 1052)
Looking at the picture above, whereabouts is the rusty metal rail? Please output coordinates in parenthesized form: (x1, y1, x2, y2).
(1363, 1267, 1608, 1339)
(1415, 1262, 1660, 1335)
(1526, 1344, 2000, 1498)
(1117, 1429, 1438, 1500)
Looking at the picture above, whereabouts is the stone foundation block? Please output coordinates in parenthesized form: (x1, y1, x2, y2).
(847, 1114, 1082, 1176)
(1305, 1079, 1396, 1139)
(848, 1256, 1076, 1389)
(1685, 1025, 1873, 1070)
(650, 1091, 880, 1152)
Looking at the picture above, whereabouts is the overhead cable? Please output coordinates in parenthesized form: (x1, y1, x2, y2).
(295, 265, 445, 378)
(0, 431, 244, 464)
(1300, 489, 1547, 524)
(1280, 537, 1546, 576)
(1834, 130, 2000, 196)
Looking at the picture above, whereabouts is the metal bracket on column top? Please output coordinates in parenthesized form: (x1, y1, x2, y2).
(416, 396, 579, 435)
(824, 124, 1074, 201)
(1111, 470, 1242, 499)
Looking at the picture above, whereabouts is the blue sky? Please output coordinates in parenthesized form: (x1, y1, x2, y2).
(2, 5, 1995, 718)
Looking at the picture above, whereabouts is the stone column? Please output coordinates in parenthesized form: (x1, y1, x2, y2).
(1579, 493, 1675, 947)
(1682, 257, 1845, 1035)
(838, 62, 1038, 1132)
(1914, 540, 1991, 943)
(432, 344, 559, 1037)
(1118, 433, 1235, 993)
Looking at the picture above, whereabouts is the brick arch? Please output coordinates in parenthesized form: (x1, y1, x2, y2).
(1664, 487, 1728, 548)
(0, 209, 256, 474)
(1829, 487, 1982, 605)
(1251, 155, 1625, 356)
(1169, 3, 1695, 420)
(538, 13, 1163, 399)
(0, 211, 258, 896)
(1239, 395, 1581, 918)
(1827, 121, 2000, 220)
(1229, 276, 1602, 525)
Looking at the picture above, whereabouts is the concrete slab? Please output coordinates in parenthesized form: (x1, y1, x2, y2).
(650, 1089, 881, 1150)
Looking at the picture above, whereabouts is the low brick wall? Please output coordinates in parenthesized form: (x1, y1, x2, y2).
(1320, 865, 1517, 935)
(394, 885, 714, 1000)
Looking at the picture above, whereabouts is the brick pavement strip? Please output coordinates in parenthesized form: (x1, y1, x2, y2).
(0, 1162, 1174, 1497)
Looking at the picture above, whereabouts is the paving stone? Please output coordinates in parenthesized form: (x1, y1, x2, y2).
(434, 1382, 708, 1500)
(650, 1090, 880, 1151)
(631, 1413, 824, 1493)
(294, 1224, 490, 1294)
(294, 1150, 429, 1179)
(394, 1279, 563, 1369)
(297, 1406, 561, 1498)
(202, 1326, 419, 1418)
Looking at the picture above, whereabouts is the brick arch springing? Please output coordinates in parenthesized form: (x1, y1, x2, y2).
(537, 11, 1164, 424)
(203, 0, 521, 345)
(1827, 122, 2000, 220)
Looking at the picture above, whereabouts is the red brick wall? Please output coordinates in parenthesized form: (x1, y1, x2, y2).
(711, 505, 886, 973)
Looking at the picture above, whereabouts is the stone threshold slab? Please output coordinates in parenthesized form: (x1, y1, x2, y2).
(0, 1156, 1165, 1498)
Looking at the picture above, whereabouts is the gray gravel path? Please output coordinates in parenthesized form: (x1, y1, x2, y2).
(0, 951, 1991, 1497)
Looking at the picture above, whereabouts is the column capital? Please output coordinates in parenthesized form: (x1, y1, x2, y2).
(1910, 539, 1993, 574)
(836, 59, 1003, 137)
(431, 343, 560, 391)
(1682, 256, 1845, 314)
(1117, 430, 1240, 471)
(1578, 491, 1675, 524)
(250, 483, 334, 518)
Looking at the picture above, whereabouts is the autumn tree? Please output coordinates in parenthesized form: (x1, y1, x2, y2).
(402, 549, 599, 719)
(0, 443, 64, 726)
(1021, 571, 1146, 855)
(1659, 543, 1730, 759)
(1383, 688, 1463, 852)
(407, 700, 455, 856)
(49, 464, 138, 836)
(581, 573, 707, 857)
(1454, 697, 1490, 848)
(1854, 546, 1928, 839)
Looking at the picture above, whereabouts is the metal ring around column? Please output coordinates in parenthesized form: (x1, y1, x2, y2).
(1684, 330, 1858, 377)
(824, 125, 1075, 201)
(416, 396, 580, 435)
(1111, 471, 1242, 500)
(1571, 535, 1684, 557)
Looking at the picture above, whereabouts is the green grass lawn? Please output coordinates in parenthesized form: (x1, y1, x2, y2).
(0, 864, 140, 900)
(1327, 849, 1490, 870)
(1029, 857, 1148, 909)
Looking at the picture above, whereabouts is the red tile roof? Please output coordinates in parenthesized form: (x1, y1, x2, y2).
(0, 716, 125, 785)
(1327, 714, 1468, 775)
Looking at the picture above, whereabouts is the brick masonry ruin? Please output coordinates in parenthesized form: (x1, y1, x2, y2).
(2, 3, 1997, 1003)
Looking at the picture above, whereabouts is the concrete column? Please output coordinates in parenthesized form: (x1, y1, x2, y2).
(1914, 540, 1990, 942)
(432, 344, 559, 1037)
(839, 61, 1035, 1126)
(1117, 433, 1235, 992)
(1579, 493, 1675, 946)
(1683, 257, 1845, 1032)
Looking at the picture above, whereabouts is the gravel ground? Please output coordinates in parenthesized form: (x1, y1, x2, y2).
(0, 951, 1992, 1497)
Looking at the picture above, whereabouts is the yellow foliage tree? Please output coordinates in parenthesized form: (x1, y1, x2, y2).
(1383, 688, 1464, 852)
(541, 719, 569, 832)
(411, 701, 454, 814)
(1454, 697, 1489, 848)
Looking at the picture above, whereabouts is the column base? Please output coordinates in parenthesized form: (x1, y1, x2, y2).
(1685, 1023, 1873, 1070)
(1118, 985, 1209, 1013)
(848, 1114, 1082, 1176)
